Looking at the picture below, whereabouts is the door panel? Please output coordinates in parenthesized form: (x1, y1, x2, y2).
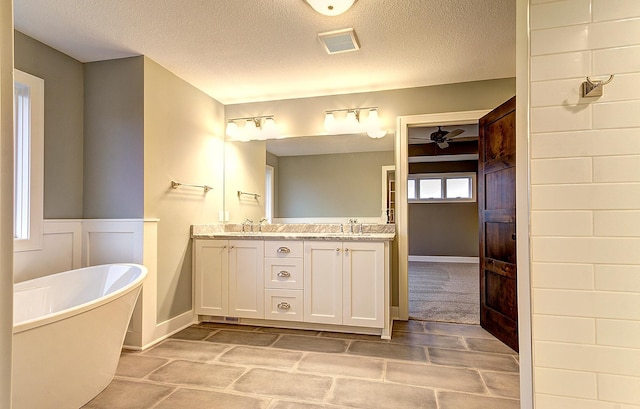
(228, 240, 265, 319)
(304, 241, 343, 324)
(479, 96, 518, 352)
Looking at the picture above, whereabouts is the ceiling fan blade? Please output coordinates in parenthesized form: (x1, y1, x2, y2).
(437, 141, 449, 149)
(445, 129, 465, 139)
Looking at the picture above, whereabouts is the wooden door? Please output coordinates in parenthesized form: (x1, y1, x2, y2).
(478, 96, 518, 352)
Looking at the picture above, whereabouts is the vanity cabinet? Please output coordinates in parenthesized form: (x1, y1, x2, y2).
(194, 239, 264, 319)
(193, 233, 391, 337)
(304, 241, 385, 328)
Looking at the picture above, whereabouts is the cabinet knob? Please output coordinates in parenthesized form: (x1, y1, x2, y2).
(277, 247, 291, 254)
(336, 248, 341, 252)
(277, 271, 291, 278)
(229, 245, 235, 250)
(345, 248, 350, 253)
(277, 302, 291, 310)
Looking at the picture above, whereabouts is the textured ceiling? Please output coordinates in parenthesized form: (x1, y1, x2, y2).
(13, 0, 516, 104)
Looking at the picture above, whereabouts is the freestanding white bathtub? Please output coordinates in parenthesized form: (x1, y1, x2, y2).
(12, 263, 147, 409)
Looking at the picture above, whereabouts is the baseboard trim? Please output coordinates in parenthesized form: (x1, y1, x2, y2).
(124, 310, 196, 351)
(409, 255, 479, 263)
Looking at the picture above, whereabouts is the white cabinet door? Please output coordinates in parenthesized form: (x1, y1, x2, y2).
(228, 240, 265, 319)
(194, 239, 228, 316)
(342, 241, 385, 328)
(303, 241, 342, 325)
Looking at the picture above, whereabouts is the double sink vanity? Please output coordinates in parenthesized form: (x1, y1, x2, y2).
(192, 223, 395, 338)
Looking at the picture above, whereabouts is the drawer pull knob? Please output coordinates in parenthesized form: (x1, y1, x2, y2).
(277, 302, 291, 310)
(277, 271, 291, 278)
(277, 247, 291, 254)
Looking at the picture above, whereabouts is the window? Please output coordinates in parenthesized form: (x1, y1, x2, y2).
(265, 165, 274, 223)
(14, 70, 44, 252)
(408, 172, 476, 203)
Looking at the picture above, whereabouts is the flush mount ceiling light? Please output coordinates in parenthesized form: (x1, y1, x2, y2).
(324, 107, 387, 138)
(226, 115, 279, 141)
(318, 28, 360, 54)
(304, 0, 357, 16)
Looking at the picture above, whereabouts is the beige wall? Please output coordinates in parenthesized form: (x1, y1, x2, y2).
(143, 57, 225, 322)
(83, 56, 144, 218)
(0, 0, 13, 405)
(226, 78, 516, 138)
(408, 160, 479, 257)
(14, 31, 84, 218)
(529, 1, 640, 407)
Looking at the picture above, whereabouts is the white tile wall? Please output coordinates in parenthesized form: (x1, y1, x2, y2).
(531, 262, 594, 289)
(530, 1, 640, 407)
(531, 158, 592, 184)
(531, 51, 591, 81)
(531, 129, 640, 159)
(598, 374, 640, 405)
(536, 394, 640, 409)
(593, 0, 640, 22)
(594, 210, 640, 236)
(533, 315, 596, 343)
(596, 319, 640, 348)
(534, 367, 597, 398)
(594, 45, 640, 74)
(595, 265, 640, 292)
(531, 211, 593, 236)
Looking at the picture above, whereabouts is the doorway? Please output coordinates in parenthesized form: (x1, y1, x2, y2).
(406, 123, 481, 324)
(396, 105, 531, 404)
(396, 109, 489, 321)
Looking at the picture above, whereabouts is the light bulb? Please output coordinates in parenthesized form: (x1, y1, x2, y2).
(365, 109, 386, 138)
(324, 112, 337, 133)
(304, 0, 357, 16)
(244, 119, 257, 139)
(345, 110, 361, 133)
(367, 129, 387, 139)
(366, 109, 381, 129)
(262, 117, 279, 138)
(226, 121, 239, 138)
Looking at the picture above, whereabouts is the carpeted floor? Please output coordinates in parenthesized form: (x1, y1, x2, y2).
(409, 261, 480, 324)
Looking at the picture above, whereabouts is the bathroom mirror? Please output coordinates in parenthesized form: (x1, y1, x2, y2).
(224, 133, 395, 223)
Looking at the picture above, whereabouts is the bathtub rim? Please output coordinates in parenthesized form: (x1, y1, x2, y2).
(13, 263, 147, 334)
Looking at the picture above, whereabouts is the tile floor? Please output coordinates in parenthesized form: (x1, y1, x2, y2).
(83, 320, 520, 409)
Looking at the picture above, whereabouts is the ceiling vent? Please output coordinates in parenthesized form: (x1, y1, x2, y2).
(318, 28, 360, 54)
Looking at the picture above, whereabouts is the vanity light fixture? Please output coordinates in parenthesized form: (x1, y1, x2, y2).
(226, 115, 279, 141)
(304, 0, 357, 16)
(323, 107, 387, 138)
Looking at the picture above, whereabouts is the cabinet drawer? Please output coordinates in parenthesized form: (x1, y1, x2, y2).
(264, 289, 303, 322)
(265, 258, 303, 289)
(264, 241, 303, 258)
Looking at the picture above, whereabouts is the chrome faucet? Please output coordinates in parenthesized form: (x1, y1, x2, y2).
(348, 218, 358, 234)
(258, 218, 267, 232)
(242, 218, 253, 233)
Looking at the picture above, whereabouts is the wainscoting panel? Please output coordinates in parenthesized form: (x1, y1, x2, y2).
(13, 220, 82, 282)
(82, 219, 144, 266)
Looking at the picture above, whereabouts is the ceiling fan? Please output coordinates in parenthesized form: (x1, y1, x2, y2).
(429, 126, 465, 148)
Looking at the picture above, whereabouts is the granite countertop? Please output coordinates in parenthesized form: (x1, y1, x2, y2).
(191, 223, 395, 241)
